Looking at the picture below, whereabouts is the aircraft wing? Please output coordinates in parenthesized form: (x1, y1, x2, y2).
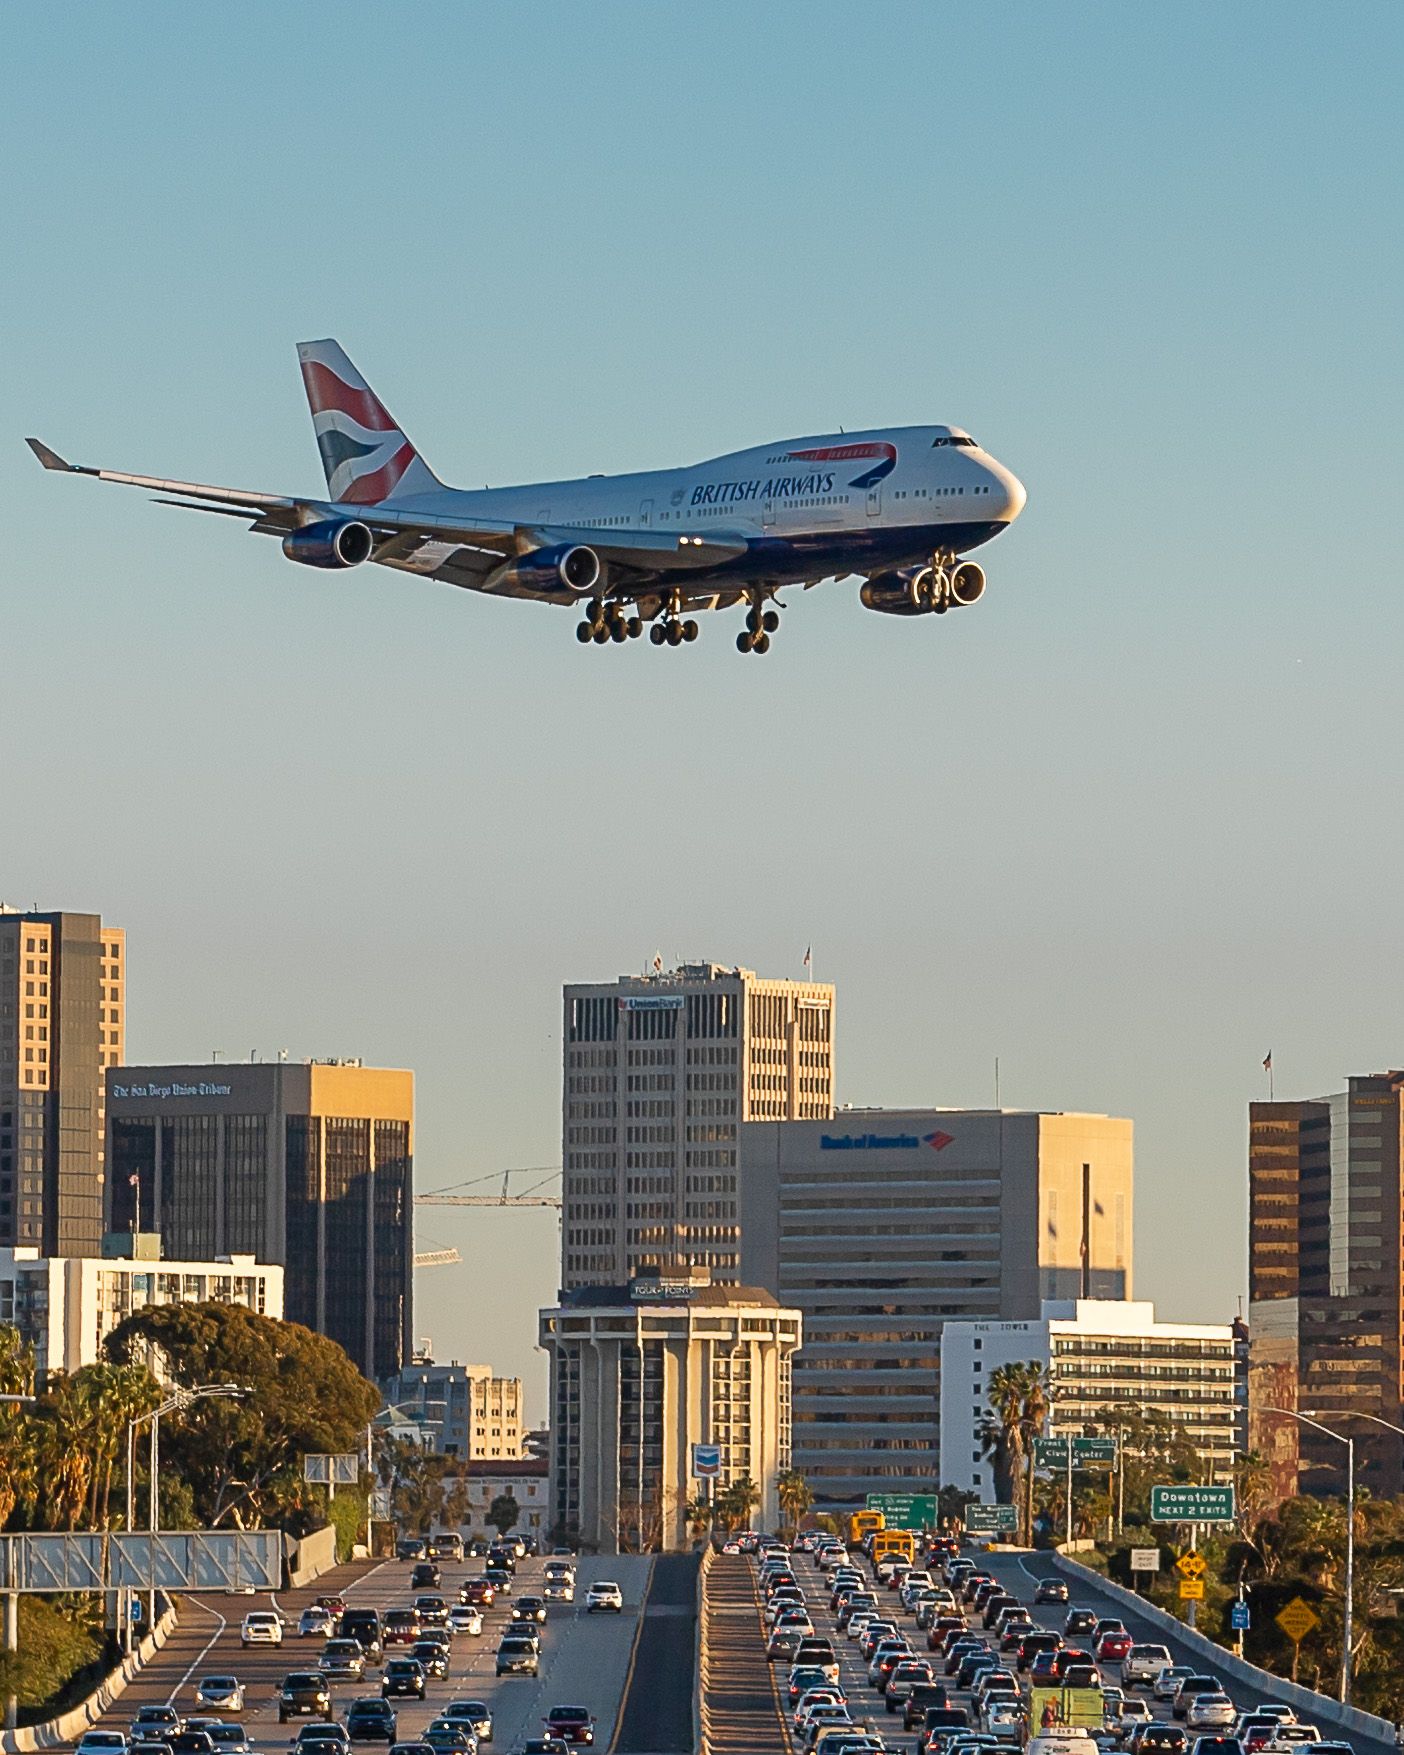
(25, 439, 746, 584)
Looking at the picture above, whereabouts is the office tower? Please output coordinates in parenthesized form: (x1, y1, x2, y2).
(106, 1059, 412, 1379)
(740, 1107, 1133, 1509)
(1248, 1072, 1404, 1499)
(0, 908, 125, 1254)
(381, 1359, 526, 1459)
(940, 1299, 1238, 1495)
(561, 963, 834, 1288)
(539, 1268, 801, 1552)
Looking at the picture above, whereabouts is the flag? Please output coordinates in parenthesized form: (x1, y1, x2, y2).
(802, 945, 812, 970)
(652, 953, 663, 974)
(128, 1173, 140, 1187)
(1263, 1052, 1273, 1072)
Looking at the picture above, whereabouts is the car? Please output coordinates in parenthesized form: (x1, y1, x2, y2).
(133, 1709, 181, 1735)
(794, 1688, 847, 1730)
(1172, 1678, 1226, 1719)
(346, 1701, 397, 1744)
(513, 1595, 549, 1624)
(320, 1639, 368, 1681)
(338, 1611, 384, 1661)
(543, 1578, 575, 1603)
(1018, 1633, 1062, 1672)
(442, 1703, 493, 1742)
(1096, 1631, 1134, 1663)
(768, 1626, 807, 1663)
(278, 1674, 333, 1723)
(1186, 1702, 1239, 1734)
(1154, 1667, 1196, 1702)
(413, 1593, 449, 1624)
(78, 1737, 129, 1755)
(292, 1729, 351, 1751)
(586, 1580, 624, 1613)
(788, 1665, 834, 1704)
(410, 1641, 449, 1680)
(300, 1606, 336, 1638)
(430, 1533, 464, 1561)
(447, 1605, 483, 1636)
(420, 1730, 475, 1755)
(1262, 1736, 1322, 1752)
(396, 1537, 427, 1560)
(1065, 1609, 1098, 1637)
(1135, 1730, 1187, 1755)
(543, 1706, 596, 1745)
(131, 1741, 174, 1755)
(495, 1633, 539, 1676)
(195, 1677, 246, 1714)
(886, 1660, 936, 1710)
(202, 1730, 249, 1755)
(389, 1745, 437, 1755)
(1119, 1701, 1154, 1729)
(241, 1611, 283, 1647)
(483, 1567, 513, 1594)
(382, 1610, 421, 1647)
(904, 1684, 951, 1730)
(519, 1744, 569, 1755)
(410, 1563, 441, 1590)
(168, 1735, 216, 1755)
(1190, 1741, 1245, 1755)
(1123, 1645, 1173, 1686)
(1035, 1578, 1070, 1604)
(381, 1659, 427, 1700)
(459, 1578, 495, 1607)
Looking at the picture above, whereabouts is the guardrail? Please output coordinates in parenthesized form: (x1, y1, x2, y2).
(1049, 1551, 1399, 1748)
(696, 1545, 715, 1754)
(0, 1596, 177, 1754)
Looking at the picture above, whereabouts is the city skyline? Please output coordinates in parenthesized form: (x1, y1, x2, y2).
(6, 4, 1403, 1420)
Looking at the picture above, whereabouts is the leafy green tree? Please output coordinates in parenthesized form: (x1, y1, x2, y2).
(776, 1468, 813, 1538)
(105, 1303, 379, 1530)
(487, 1493, 520, 1537)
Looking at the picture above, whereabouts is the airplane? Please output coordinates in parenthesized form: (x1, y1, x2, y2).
(27, 339, 1026, 656)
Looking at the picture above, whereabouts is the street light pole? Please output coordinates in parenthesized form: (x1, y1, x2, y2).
(1262, 1406, 1354, 1705)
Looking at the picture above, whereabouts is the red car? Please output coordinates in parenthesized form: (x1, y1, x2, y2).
(1096, 1630, 1133, 1662)
(459, 1579, 495, 1607)
(543, 1706, 595, 1746)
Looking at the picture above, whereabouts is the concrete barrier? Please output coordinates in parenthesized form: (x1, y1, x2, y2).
(0, 1599, 178, 1754)
(286, 1525, 338, 1589)
(696, 1546, 715, 1754)
(1049, 1551, 1398, 1746)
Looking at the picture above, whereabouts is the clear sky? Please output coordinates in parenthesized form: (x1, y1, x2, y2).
(4, 3, 1402, 1423)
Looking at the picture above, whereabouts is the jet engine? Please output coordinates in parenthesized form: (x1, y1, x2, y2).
(859, 568, 929, 616)
(950, 560, 986, 605)
(281, 519, 375, 569)
(513, 543, 605, 596)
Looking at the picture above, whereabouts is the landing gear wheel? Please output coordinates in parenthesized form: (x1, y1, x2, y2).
(576, 622, 593, 644)
(934, 601, 949, 615)
(746, 607, 763, 634)
(592, 624, 610, 644)
(682, 619, 699, 643)
(650, 623, 666, 646)
(762, 609, 780, 633)
(610, 618, 628, 642)
(754, 631, 771, 654)
(627, 617, 643, 639)
(587, 598, 604, 624)
(737, 630, 753, 653)
(666, 620, 683, 647)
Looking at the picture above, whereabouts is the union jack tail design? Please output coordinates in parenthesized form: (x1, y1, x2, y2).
(296, 339, 441, 504)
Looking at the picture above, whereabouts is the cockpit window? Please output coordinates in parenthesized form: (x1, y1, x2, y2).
(932, 436, 979, 448)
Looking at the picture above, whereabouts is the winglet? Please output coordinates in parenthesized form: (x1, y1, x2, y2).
(26, 437, 72, 472)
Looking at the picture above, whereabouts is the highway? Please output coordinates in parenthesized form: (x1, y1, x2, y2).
(70, 1551, 657, 1754)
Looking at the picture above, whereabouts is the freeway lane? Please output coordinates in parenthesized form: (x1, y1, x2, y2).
(65, 1552, 652, 1754)
(611, 1554, 698, 1754)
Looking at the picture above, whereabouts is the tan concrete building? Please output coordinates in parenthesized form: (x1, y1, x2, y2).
(562, 963, 834, 1287)
(539, 1271, 802, 1552)
(383, 1359, 525, 1459)
(107, 1059, 413, 1379)
(0, 908, 125, 1255)
(740, 1107, 1134, 1508)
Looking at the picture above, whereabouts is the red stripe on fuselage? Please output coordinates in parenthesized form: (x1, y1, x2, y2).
(787, 442, 896, 464)
(301, 360, 401, 435)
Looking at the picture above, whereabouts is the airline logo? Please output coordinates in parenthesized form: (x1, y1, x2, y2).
(298, 345, 418, 504)
(788, 441, 897, 490)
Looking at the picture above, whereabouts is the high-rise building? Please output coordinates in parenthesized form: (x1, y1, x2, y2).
(381, 1360, 525, 1459)
(939, 1299, 1238, 1496)
(739, 1107, 1133, 1509)
(1248, 1072, 1404, 1500)
(0, 908, 125, 1255)
(539, 1268, 802, 1552)
(561, 963, 834, 1287)
(106, 1059, 413, 1380)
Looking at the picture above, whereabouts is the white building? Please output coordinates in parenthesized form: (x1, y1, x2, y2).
(0, 1245, 283, 1378)
(454, 1458, 551, 1538)
(381, 1360, 525, 1459)
(939, 1298, 1238, 1495)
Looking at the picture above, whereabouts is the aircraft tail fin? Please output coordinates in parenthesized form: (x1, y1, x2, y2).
(296, 339, 442, 504)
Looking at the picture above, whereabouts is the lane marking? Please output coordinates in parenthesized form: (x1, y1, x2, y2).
(165, 1599, 228, 1707)
(604, 1557, 656, 1755)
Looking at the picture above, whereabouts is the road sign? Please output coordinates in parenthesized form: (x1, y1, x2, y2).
(1175, 1551, 1207, 1580)
(1275, 1597, 1320, 1643)
(0, 1530, 282, 1592)
(966, 1503, 1019, 1534)
(865, 1493, 938, 1530)
(1179, 1579, 1205, 1601)
(1034, 1436, 1118, 1467)
(1129, 1547, 1160, 1572)
(1230, 1601, 1251, 1631)
(304, 1452, 360, 1486)
(692, 1443, 722, 1478)
(1150, 1485, 1236, 1525)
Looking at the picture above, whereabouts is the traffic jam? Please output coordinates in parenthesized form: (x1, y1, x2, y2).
(741, 1520, 1355, 1755)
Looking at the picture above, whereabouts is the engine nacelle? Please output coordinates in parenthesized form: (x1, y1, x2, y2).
(281, 519, 374, 570)
(512, 543, 605, 597)
(859, 568, 929, 616)
(950, 560, 986, 605)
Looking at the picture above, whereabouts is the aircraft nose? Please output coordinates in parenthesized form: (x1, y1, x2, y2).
(987, 460, 1026, 522)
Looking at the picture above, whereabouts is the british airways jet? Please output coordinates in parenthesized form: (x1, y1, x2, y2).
(27, 340, 1026, 655)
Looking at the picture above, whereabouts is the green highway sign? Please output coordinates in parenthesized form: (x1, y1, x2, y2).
(1034, 1436, 1118, 1467)
(1150, 1485, 1236, 1525)
(965, 1503, 1019, 1534)
(865, 1492, 938, 1529)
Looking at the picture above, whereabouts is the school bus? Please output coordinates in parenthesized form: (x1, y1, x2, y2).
(848, 1509, 885, 1546)
(871, 1527, 916, 1564)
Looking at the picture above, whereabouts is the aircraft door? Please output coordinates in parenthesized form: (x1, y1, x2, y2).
(866, 485, 882, 517)
(638, 498, 653, 528)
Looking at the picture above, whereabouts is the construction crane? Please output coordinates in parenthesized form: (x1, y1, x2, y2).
(414, 1166, 563, 1210)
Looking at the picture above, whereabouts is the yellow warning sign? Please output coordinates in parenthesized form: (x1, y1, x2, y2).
(1178, 1579, 1205, 1600)
(1175, 1552, 1207, 1580)
(1275, 1597, 1319, 1643)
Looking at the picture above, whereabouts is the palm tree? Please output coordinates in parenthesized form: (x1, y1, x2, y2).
(776, 1468, 813, 1540)
(684, 1494, 713, 1545)
(0, 1408, 37, 1530)
(715, 1475, 761, 1533)
(0, 1325, 35, 1397)
(984, 1360, 1049, 1545)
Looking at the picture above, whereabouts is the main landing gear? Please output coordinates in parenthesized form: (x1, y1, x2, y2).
(576, 600, 644, 645)
(736, 594, 780, 655)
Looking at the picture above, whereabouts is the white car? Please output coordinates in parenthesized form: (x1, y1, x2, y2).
(240, 1611, 283, 1647)
(76, 1736, 128, 1755)
(586, 1580, 624, 1613)
(446, 1605, 483, 1636)
(194, 1676, 245, 1713)
(1186, 1695, 1237, 1731)
(1123, 1645, 1173, 1686)
(1153, 1667, 1195, 1702)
